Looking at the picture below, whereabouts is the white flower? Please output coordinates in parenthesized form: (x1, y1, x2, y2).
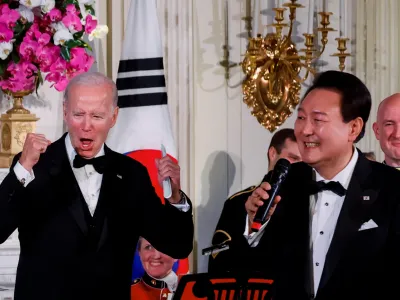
(40, 0, 55, 13)
(53, 28, 73, 46)
(19, 0, 42, 9)
(88, 25, 108, 41)
(78, 0, 95, 4)
(16, 5, 34, 23)
(51, 22, 67, 32)
(0, 42, 13, 60)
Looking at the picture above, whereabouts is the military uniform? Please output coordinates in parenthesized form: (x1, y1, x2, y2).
(131, 272, 174, 300)
(208, 173, 275, 275)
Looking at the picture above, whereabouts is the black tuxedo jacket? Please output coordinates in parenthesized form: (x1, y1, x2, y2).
(210, 151, 400, 299)
(0, 134, 193, 300)
(266, 151, 400, 299)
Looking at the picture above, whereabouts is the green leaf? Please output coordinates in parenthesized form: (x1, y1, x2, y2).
(0, 63, 5, 77)
(11, 52, 20, 64)
(64, 39, 84, 48)
(83, 42, 92, 52)
(61, 47, 71, 62)
(37, 70, 44, 85)
(73, 31, 84, 39)
(35, 70, 44, 95)
(13, 22, 23, 35)
(85, 5, 95, 16)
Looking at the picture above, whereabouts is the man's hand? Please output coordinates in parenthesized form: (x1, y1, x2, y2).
(19, 133, 51, 172)
(156, 156, 181, 204)
(245, 182, 281, 228)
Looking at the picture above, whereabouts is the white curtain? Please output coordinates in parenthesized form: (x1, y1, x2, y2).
(355, 0, 400, 162)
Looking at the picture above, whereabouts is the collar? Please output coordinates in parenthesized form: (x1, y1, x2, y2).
(142, 272, 167, 289)
(314, 147, 359, 189)
(160, 271, 178, 292)
(383, 160, 400, 170)
(64, 133, 105, 165)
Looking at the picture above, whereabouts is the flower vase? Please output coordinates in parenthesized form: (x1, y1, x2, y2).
(0, 90, 39, 168)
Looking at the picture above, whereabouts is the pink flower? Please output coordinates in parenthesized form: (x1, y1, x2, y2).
(34, 31, 51, 46)
(0, 4, 20, 28)
(1, 61, 37, 92)
(53, 75, 68, 91)
(0, 80, 24, 93)
(19, 39, 39, 61)
(48, 8, 62, 22)
(62, 12, 83, 33)
(65, 4, 79, 15)
(69, 47, 94, 72)
(0, 23, 13, 42)
(36, 44, 60, 72)
(84, 14, 97, 35)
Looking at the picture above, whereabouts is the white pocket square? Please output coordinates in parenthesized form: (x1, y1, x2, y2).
(358, 219, 378, 231)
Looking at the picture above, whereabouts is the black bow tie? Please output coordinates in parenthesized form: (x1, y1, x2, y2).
(73, 155, 107, 174)
(309, 180, 346, 197)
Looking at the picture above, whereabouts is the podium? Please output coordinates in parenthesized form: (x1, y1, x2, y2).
(174, 272, 274, 300)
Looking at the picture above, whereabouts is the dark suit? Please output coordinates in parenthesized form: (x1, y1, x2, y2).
(265, 150, 400, 299)
(0, 134, 193, 300)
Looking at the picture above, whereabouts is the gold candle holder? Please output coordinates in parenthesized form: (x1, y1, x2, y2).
(300, 33, 317, 64)
(317, 12, 336, 47)
(270, 8, 288, 38)
(331, 37, 351, 71)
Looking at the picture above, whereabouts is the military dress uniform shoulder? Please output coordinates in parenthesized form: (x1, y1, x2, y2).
(228, 185, 257, 200)
(131, 278, 141, 285)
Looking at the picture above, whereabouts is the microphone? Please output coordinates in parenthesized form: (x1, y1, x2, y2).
(251, 158, 291, 232)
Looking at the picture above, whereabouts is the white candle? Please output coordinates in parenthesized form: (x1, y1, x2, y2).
(307, 0, 315, 34)
(224, 0, 229, 45)
(323, 0, 327, 12)
(253, 0, 260, 37)
(276, 0, 281, 7)
(340, 0, 346, 36)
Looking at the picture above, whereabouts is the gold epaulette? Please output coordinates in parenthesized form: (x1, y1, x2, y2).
(228, 185, 257, 200)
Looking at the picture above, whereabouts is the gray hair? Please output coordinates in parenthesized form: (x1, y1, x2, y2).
(63, 72, 118, 107)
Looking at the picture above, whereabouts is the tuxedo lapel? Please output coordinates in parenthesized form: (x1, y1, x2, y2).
(47, 134, 89, 235)
(318, 153, 379, 289)
(95, 146, 123, 251)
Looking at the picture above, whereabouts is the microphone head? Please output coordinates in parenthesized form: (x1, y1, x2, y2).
(274, 158, 291, 174)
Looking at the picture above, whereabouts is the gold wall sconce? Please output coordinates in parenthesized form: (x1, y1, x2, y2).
(239, 0, 350, 132)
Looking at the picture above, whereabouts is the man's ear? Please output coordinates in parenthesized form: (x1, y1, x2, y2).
(372, 122, 380, 140)
(348, 117, 363, 143)
(268, 146, 277, 162)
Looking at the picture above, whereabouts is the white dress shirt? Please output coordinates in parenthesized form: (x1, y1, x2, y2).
(14, 134, 190, 214)
(64, 134, 103, 216)
(311, 149, 358, 294)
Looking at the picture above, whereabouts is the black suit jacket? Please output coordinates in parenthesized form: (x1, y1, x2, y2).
(266, 150, 400, 299)
(0, 134, 193, 300)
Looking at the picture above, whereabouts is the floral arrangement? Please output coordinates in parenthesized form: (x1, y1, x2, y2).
(0, 0, 108, 93)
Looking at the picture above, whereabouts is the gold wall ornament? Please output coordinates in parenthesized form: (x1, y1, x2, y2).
(0, 87, 39, 168)
(241, 0, 351, 132)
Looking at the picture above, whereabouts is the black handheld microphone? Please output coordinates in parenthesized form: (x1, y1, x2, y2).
(251, 158, 291, 232)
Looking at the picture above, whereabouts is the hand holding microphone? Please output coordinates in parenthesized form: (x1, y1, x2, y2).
(245, 158, 291, 233)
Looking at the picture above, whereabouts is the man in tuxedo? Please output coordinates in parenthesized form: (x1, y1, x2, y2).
(247, 71, 400, 299)
(373, 93, 400, 169)
(0, 72, 193, 300)
(208, 128, 301, 274)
